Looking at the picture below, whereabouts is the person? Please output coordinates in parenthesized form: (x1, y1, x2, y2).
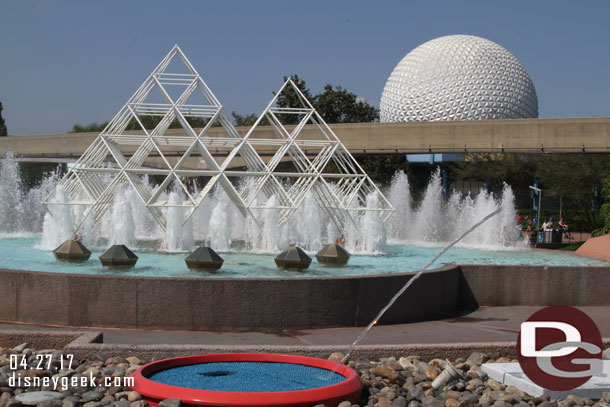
(516, 221, 523, 238)
(335, 235, 345, 247)
(542, 219, 551, 231)
(559, 217, 572, 239)
(541, 218, 553, 243)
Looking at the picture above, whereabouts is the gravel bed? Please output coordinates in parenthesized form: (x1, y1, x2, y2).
(1, 344, 609, 407)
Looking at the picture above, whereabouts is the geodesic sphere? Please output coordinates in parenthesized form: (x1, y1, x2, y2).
(380, 35, 538, 122)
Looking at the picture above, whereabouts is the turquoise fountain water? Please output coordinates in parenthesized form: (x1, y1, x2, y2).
(0, 153, 606, 277)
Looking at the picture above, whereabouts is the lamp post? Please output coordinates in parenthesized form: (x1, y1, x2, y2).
(529, 185, 542, 243)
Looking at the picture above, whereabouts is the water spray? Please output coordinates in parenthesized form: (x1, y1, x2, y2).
(339, 207, 502, 365)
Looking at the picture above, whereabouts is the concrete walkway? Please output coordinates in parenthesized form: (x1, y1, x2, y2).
(2, 306, 609, 347)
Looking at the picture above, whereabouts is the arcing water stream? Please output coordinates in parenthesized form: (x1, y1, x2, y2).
(339, 207, 502, 366)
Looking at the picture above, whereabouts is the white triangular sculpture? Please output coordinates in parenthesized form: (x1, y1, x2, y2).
(43, 46, 393, 237)
(236, 79, 394, 233)
(43, 45, 262, 232)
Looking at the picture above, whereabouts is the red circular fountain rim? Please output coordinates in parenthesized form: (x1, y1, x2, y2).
(130, 353, 362, 407)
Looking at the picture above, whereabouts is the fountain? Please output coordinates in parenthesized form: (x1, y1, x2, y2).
(0, 46, 606, 334)
(109, 187, 137, 248)
(39, 185, 74, 250)
(358, 191, 388, 253)
(131, 353, 362, 407)
(0, 152, 25, 234)
(261, 195, 281, 252)
(0, 152, 603, 269)
(387, 170, 412, 242)
(1, 150, 605, 330)
(296, 192, 324, 251)
(163, 191, 194, 252)
(385, 168, 525, 249)
(1, 46, 609, 407)
(19, 46, 527, 259)
(207, 191, 232, 251)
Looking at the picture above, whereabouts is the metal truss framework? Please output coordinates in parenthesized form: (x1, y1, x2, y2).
(43, 45, 393, 235)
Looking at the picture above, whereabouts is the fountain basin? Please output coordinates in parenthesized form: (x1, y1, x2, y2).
(0, 264, 609, 330)
(130, 353, 362, 407)
(1, 236, 606, 279)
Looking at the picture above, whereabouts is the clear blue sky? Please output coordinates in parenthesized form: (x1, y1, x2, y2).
(1, 0, 609, 135)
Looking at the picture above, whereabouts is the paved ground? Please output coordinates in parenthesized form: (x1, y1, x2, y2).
(1, 306, 609, 347)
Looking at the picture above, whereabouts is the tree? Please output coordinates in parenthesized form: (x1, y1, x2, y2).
(450, 153, 535, 193)
(125, 116, 208, 131)
(599, 175, 610, 235)
(449, 153, 610, 229)
(274, 74, 313, 124)
(70, 115, 220, 134)
(70, 122, 109, 133)
(357, 154, 409, 185)
(532, 154, 610, 232)
(314, 84, 378, 123)
(533, 154, 610, 212)
(272, 74, 379, 124)
(0, 102, 7, 136)
(231, 111, 259, 127)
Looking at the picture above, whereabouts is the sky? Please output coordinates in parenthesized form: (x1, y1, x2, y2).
(1, 0, 609, 136)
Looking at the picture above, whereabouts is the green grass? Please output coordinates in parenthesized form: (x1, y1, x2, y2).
(559, 242, 584, 251)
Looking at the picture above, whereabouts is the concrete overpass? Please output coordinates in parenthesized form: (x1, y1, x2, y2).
(2, 117, 609, 168)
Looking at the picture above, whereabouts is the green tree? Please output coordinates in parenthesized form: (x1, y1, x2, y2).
(0, 102, 8, 136)
(450, 153, 535, 193)
(599, 175, 610, 235)
(70, 115, 219, 134)
(532, 154, 610, 231)
(533, 154, 610, 212)
(272, 74, 379, 124)
(314, 84, 378, 123)
(231, 111, 259, 127)
(274, 74, 313, 124)
(449, 153, 610, 230)
(357, 154, 409, 185)
(124, 116, 209, 131)
(70, 121, 109, 133)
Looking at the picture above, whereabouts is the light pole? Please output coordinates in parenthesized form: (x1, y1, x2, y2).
(529, 185, 542, 243)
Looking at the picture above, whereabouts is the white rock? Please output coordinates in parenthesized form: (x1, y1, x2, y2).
(15, 392, 64, 406)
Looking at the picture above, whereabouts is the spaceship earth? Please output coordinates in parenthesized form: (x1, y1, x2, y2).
(380, 35, 538, 122)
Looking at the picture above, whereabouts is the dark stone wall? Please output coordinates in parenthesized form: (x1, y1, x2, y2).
(0, 266, 459, 330)
(458, 264, 610, 306)
(0, 264, 608, 330)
